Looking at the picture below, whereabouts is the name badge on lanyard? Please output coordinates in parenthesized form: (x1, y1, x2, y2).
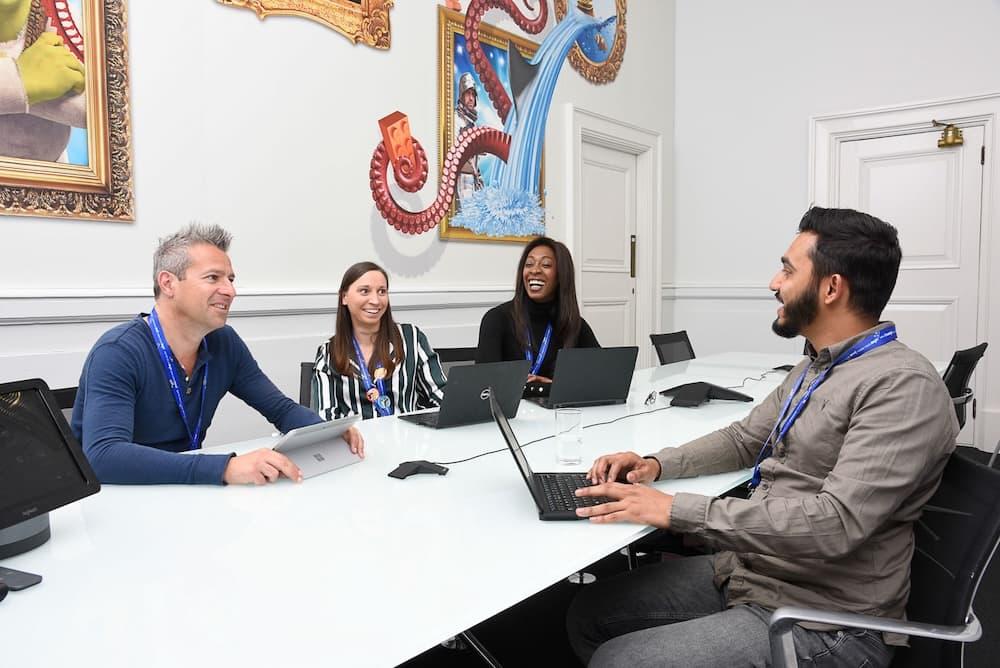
(148, 308, 208, 451)
(525, 323, 553, 376)
(749, 325, 897, 490)
(352, 336, 393, 417)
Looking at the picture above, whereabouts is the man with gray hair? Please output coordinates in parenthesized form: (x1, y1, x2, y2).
(71, 223, 364, 485)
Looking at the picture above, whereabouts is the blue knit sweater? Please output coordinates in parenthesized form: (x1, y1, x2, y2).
(71, 315, 321, 485)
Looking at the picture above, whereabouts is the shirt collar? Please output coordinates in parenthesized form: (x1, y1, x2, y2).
(810, 321, 895, 367)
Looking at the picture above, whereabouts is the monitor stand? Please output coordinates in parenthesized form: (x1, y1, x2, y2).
(0, 514, 51, 560)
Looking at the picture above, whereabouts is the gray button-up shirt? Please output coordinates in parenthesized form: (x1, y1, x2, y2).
(657, 323, 958, 642)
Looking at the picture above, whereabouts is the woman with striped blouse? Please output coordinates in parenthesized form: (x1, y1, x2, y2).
(313, 261, 447, 420)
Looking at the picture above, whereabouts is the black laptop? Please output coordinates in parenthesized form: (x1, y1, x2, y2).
(399, 360, 530, 429)
(532, 346, 639, 409)
(489, 391, 610, 521)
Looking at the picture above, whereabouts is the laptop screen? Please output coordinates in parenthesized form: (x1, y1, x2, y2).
(0, 380, 100, 532)
(488, 392, 546, 509)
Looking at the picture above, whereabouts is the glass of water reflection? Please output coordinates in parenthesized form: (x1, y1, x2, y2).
(555, 408, 583, 465)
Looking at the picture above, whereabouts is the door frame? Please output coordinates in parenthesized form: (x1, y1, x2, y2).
(565, 104, 663, 368)
(811, 93, 1000, 451)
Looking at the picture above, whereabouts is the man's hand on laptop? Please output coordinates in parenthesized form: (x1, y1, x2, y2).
(526, 374, 552, 384)
(344, 426, 365, 458)
(587, 451, 660, 484)
(574, 483, 674, 528)
(224, 449, 303, 485)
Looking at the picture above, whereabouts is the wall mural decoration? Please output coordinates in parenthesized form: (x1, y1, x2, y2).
(369, 0, 628, 241)
(0, 0, 134, 221)
(438, 7, 542, 241)
(217, 0, 394, 49)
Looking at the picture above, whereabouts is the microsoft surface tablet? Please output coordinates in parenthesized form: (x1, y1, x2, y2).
(273, 416, 361, 479)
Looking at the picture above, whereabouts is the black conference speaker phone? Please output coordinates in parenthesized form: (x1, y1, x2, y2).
(659, 382, 753, 408)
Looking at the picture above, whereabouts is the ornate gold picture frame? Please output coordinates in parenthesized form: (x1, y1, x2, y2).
(555, 0, 627, 84)
(0, 0, 134, 221)
(217, 0, 393, 49)
(438, 6, 542, 243)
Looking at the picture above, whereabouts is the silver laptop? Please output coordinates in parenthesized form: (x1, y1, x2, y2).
(272, 416, 361, 479)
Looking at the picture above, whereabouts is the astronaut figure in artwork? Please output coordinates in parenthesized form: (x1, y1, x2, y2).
(453, 71, 485, 207)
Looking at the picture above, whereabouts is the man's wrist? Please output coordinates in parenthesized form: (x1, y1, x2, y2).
(643, 455, 662, 480)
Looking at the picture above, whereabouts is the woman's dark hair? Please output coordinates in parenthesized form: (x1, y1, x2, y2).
(511, 236, 583, 351)
(798, 207, 902, 320)
(329, 262, 405, 378)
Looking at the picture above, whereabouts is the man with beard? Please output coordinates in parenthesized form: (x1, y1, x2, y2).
(566, 207, 958, 668)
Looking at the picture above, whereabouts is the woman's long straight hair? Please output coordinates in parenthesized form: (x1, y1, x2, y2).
(511, 237, 582, 353)
(329, 262, 405, 378)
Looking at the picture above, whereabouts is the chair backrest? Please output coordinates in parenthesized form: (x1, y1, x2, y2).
(898, 453, 1000, 667)
(940, 342, 988, 428)
(649, 331, 695, 365)
(299, 362, 313, 409)
(434, 347, 478, 376)
(52, 386, 77, 423)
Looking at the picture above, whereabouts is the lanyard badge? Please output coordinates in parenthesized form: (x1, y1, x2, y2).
(749, 326, 897, 490)
(352, 336, 392, 417)
(524, 323, 553, 376)
(148, 308, 208, 451)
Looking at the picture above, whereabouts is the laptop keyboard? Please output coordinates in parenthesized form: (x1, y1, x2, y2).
(537, 473, 610, 511)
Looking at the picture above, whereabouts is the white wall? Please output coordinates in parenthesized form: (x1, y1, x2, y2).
(671, 0, 1000, 450)
(0, 1, 674, 445)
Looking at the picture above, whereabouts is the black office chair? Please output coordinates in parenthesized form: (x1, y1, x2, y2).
(941, 342, 988, 430)
(434, 346, 478, 376)
(649, 331, 695, 365)
(52, 386, 77, 422)
(298, 362, 314, 409)
(769, 453, 1000, 667)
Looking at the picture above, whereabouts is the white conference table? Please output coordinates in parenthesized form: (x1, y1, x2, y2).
(0, 353, 801, 667)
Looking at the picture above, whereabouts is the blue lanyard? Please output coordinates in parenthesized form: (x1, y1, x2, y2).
(352, 336, 393, 417)
(147, 308, 208, 451)
(524, 323, 553, 376)
(749, 325, 897, 490)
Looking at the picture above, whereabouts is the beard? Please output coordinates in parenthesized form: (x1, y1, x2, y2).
(771, 286, 819, 339)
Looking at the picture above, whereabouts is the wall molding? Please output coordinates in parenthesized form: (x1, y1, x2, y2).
(661, 283, 773, 301)
(0, 286, 514, 327)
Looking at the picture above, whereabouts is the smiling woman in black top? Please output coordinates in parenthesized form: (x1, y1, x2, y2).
(476, 237, 600, 390)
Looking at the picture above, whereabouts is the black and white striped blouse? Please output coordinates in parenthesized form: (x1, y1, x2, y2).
(312, 323, 447, 421)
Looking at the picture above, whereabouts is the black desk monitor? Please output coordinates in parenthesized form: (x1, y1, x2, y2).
(0, 379, 100, 559)
(660, 382, 753, 408)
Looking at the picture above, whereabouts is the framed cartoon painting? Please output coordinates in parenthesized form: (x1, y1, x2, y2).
(0, 0, 133, 221)
(437, 6, 543, 242)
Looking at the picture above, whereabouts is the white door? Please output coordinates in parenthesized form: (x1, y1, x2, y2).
(578, 140, 637, 349)
(837, 126, 985, 444)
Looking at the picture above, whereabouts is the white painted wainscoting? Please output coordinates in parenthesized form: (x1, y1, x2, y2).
(0, 288, 510, 447)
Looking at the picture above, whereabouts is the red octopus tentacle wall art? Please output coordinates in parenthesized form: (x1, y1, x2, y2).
(370, 123, 511, 235)
(368, 0, 542, 235)
(463, 0, 547, 124)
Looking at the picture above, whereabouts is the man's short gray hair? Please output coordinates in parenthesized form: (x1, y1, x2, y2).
(153, 223, 233, 298)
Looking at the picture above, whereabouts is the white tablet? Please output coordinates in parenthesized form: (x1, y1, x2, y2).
(273, 416, 362, 479)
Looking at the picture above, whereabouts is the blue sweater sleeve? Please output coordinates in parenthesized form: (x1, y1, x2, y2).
(226, 335, 323, 432)
(80, 342, 232, 485)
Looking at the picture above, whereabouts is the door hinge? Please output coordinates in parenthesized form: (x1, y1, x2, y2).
(982, 145, 986, 165)
(629, 235, 636, 278)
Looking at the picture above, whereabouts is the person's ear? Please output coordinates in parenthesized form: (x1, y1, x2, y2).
(156, 271, 176, 299)
(824, 274, 846, 305)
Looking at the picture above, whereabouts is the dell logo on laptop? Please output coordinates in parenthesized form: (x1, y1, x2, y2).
(480, 388, 491, 401)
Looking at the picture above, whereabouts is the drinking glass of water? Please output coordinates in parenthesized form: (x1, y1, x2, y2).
(555, 408, 583, 465)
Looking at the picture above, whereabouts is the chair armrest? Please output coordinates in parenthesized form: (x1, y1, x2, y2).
(768, 605, 982, 668)
(953, 388, 974, 406)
